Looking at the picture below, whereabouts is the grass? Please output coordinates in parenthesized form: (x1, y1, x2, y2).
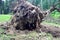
(0, 14, 60, 40)
(0, 15, 11, 22)
(50, 10, 60, 19)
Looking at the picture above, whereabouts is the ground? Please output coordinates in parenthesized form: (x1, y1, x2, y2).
(0, 15, 60, 40)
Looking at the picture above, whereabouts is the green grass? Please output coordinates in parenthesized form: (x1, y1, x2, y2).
(50, 10, 60, 19)
(0, 15, 11, 22)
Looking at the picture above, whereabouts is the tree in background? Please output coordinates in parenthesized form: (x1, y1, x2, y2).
(0, 0, 60, 14)
(28, 0, 60, 10)
(0, 0, 2, 14)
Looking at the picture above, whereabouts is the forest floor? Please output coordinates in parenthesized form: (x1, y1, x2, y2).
(0, 15, 60, 40)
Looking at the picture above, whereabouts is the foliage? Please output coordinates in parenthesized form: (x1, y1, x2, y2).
(51, 10, 60, 19)
(0, 0, 60, 14)
(28, 0, 60, 10)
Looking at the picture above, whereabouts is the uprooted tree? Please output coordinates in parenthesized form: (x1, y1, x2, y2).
(0, 0, 60, 37)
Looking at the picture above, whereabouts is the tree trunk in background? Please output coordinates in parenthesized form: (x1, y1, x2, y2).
(40, 0, 43, 10)
(0, 0, 2, 14)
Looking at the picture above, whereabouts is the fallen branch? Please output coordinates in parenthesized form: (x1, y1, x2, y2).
(40, 23, 60, 37)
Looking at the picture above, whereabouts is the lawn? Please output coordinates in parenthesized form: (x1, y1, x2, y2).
(0, 15, 11, 22)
